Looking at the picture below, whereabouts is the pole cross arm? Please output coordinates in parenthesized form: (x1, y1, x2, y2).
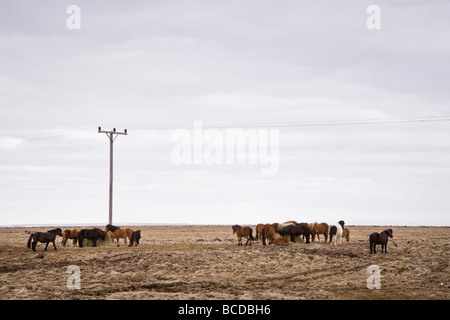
(98, 127, 128, 135)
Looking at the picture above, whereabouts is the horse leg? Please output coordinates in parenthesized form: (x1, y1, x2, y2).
(44, 242, 49, 251)
(93, 239, 97, 247)
(52, 240, 57, 250)
(32, 240, 38, 252)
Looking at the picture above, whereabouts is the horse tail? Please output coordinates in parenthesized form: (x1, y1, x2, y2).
(261, 227, 266, 246)
(249, 227, 255, 241)
(78, 234, 84, 248)
(27, 234, 33, 248)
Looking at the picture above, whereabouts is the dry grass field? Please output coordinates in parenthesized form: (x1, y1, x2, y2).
(0, 225, 448, 300)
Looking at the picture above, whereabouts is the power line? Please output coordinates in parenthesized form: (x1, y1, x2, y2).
(120, 115, 450, 130)
(6, 115, 450, 141)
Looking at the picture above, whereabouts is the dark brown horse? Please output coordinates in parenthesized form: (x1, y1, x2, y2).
(370, 229, 393, 254)
(130, 230, 141, 246)
(232, 225, 255, 246)
(279, 223, 311, 244)
(27, 228, 63, 252)
(78, 228, 107, 247)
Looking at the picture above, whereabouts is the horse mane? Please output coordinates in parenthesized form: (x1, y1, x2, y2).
(106, 224, 121, 232)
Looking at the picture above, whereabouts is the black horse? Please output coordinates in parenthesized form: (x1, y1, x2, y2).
(78, 228, 107, 247)
(280, 223, 311, 244)
(27, 228, 63, 252)
(129, 230, 141, 246)
(369, 229, 393, 254)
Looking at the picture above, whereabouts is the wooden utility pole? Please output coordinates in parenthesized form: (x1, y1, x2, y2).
(98, 127, 127, 224)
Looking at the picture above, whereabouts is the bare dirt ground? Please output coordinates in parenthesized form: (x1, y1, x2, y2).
(0, 225, 448, 300)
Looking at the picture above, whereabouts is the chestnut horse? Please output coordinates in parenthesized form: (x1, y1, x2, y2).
(310, 222, 329, 242)
(232, 225, 255, 246)
(343, 228, 350, 242)
(272, 232, 289, 246)
(255, 224, 265, 242)
(105, 224, 133, 247)
(61, 229, 82, 247)
(261, 224, 276, 246)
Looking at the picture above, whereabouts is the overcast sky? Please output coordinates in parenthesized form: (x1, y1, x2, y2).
(1, 0, 449, 226)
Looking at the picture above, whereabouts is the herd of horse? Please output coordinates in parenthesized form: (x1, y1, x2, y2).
(26, 222, 393, 254)
(26, 224, 141, 252)
(232, 221, 393, 254)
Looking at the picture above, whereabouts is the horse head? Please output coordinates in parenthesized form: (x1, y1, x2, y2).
(385, 229, 393, 238)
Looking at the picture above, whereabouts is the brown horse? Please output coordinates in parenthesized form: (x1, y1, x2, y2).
(255, 224, 265, 242)
(232, 225, 255, 246)
(311, 222, 329, 242)
(107, 230, 117, 245)
(343, 228, 350, 242)
(61, 229, 82, 247)
(261, 224, 276, 246)
(272, 232, 289, 246)
(105, 224, 133, 247)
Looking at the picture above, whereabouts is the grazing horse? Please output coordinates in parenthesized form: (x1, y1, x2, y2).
(279, 223, 310, 244)
(78, 228, 107, 247)
(343, 228, 350, 242)
(255, 224, 265, 242)
(311, 222, 329, 242)
(130, 230, 141, 246)
(272, 232, 289, 246)
(107, 230, 117, 246)
(329, 220, 345, 246)
(27, 228, 63, 252)
(232, 225, 255, 246)
(105, 224, 133, 247)
(61, 229, 82, 247)
(261, 224, 276, 246)
(370, 229, 393, 254)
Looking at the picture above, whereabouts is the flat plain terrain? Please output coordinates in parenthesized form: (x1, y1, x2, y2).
(0, 225, 448, 300)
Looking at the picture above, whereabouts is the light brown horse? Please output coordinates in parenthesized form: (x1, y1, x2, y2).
(255, 223, 265, 242)
(261, 224, 276, 245)
(61, 229, 82, 247)
(107, 230, 117, 246)
(343, 227, 350, 242)
(105, 224, 133, 247)
(272, 232, 289, 246)
(232, 225, 255, 246)
(311, 222, 329, 242)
